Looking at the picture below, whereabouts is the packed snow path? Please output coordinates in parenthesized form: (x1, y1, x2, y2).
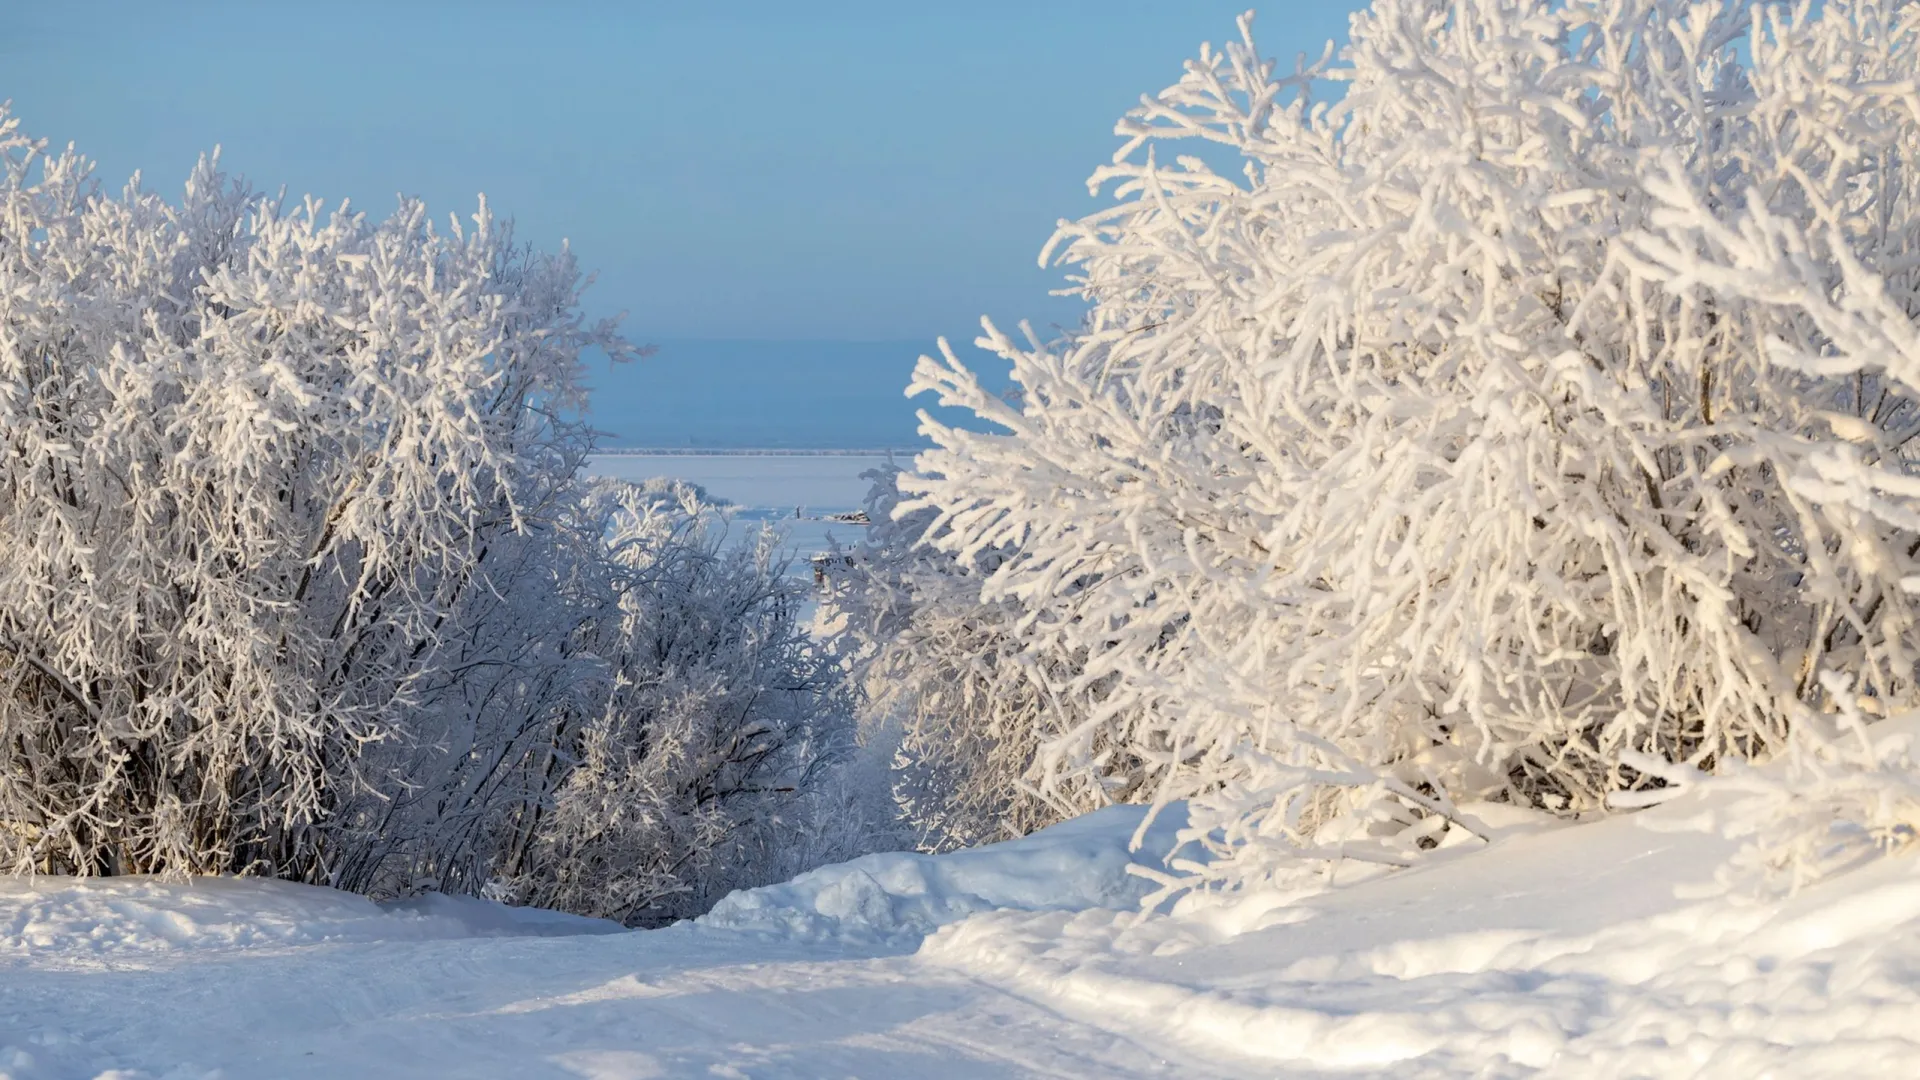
(7, 800, 1920, 1078)
(2, 919, 1207, 1078)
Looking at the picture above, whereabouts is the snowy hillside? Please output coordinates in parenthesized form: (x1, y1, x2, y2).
(7, 778, 1918, 1078)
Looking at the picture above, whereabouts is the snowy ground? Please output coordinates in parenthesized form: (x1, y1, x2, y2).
(8, 784, 1920, 1078)
(586, 453, 898, 573)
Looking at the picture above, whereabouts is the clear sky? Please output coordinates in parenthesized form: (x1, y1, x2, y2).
(8, 2, 1365, 445)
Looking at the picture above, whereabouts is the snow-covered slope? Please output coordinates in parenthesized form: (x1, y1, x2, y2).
(922, 798, 1920, 1076)
(5, 786, 1919, 1078)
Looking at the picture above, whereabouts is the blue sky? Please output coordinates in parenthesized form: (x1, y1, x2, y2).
(9, 2, 1363, 446)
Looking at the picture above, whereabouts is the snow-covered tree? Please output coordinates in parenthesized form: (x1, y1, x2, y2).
(0, 111, 868, 917)
(498, 480, 860, 926)
(323, 500, 616, 899)
(1621, 0, 1920, 888)
(898, 0, 1920, 894)
(0, 109, 630, 880)
(823, 465, 1113, 852)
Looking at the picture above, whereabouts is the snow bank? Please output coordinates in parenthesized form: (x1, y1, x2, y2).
(917, 772, 1920, 1076)
(0, 876, 622, 960)
(697, 804, 1193, 945)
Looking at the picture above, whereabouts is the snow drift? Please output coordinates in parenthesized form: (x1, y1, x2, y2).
(698, 804, 1195, 945)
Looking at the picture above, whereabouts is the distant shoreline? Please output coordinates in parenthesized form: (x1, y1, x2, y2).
(590, 447, 920, 457)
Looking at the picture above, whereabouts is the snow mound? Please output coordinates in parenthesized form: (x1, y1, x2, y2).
(0, 876, 622, 959)
(916, 766, 1920, 1076)
(698, 804, 1192, 945)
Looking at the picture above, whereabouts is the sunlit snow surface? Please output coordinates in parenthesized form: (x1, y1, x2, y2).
(586, 453, 900, 570)
(9, 787, 1920, 1077)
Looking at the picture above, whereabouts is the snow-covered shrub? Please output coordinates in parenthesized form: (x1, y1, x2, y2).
(1619, 1, 1920, 892)
(0, 110, 627, 880)
(0, 111, 866, 916)
(900, 1, 1920, 894)
(497, 480, 859, 926)
(825, 465, 1119, 852)
(323, 500, 617, 900)
(1625, 0, 1920, 696)
(312, 478, 873, 921)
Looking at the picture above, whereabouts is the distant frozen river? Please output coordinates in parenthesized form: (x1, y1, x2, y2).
(585, 452, 908, 564)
